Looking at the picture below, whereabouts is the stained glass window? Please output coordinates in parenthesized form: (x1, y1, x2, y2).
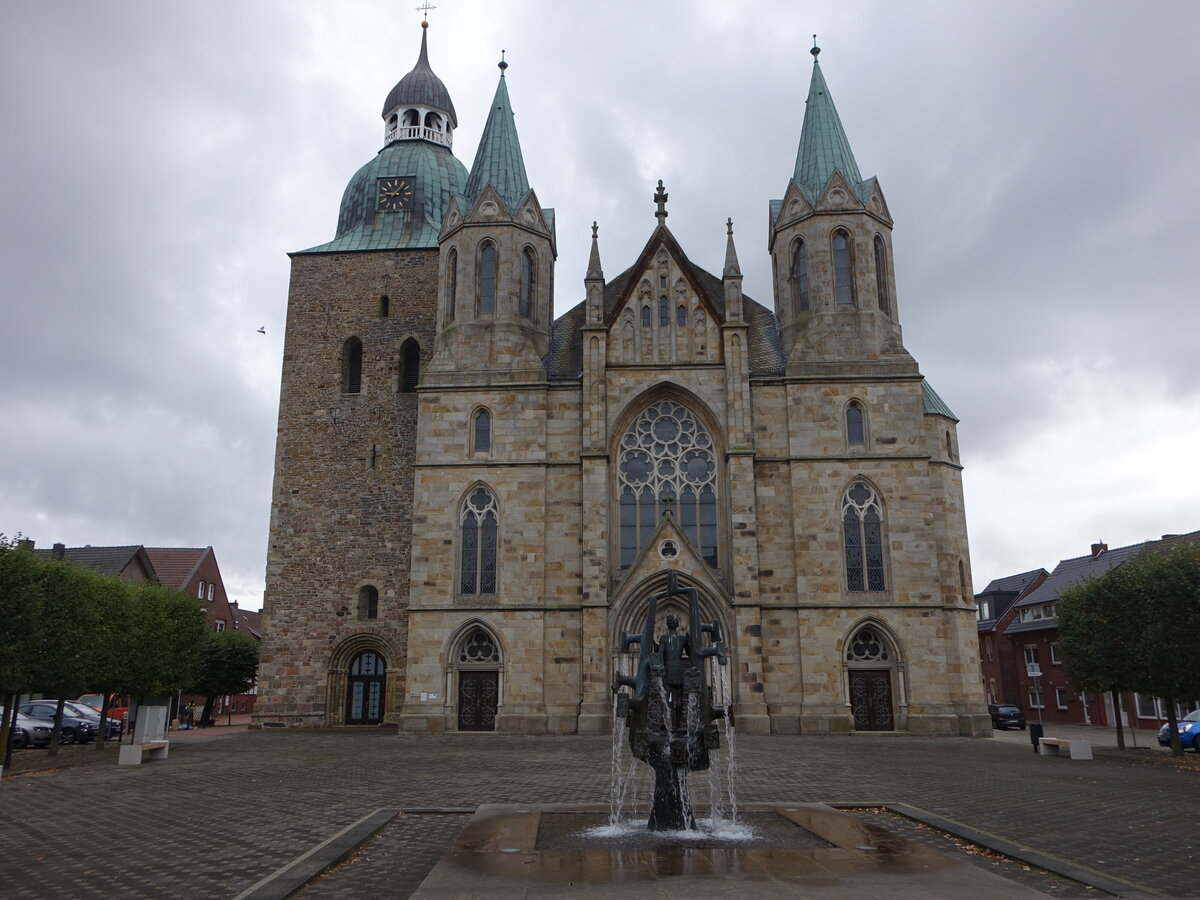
(460, 486, 498, 594)
(617, 401, 718, 568)
(843, 480, 885, 591)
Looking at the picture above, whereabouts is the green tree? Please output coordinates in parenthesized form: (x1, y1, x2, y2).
(189, 631, 259, 726)
(0, 536, 44, 765)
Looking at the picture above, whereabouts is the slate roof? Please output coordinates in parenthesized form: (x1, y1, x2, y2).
(921, 380, 958, 420)
(382, 25, 457, 127)
(463, 68, 530, 215)
(976, 568, 1048, 633)
(1004, 531, 1200, 636)
(143, 547, 207, 589)
(32, 545, 157, 580)
(231, 605, 263, 640)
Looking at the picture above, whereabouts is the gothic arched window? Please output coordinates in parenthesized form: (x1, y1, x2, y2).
(617, 400, 718, 568)
(447, 248, 457, 323)
(358, 585, 379, 620)
(342, 337, 363, 394)
(478, 242, 497, 315)
(399, 339, 420, 393)
(846, 401, 865, 445)
(460, 486, 498, 595)
(677, 305, 687, 326)
(519, 247, 535, 320)
(472, 408, 491, 454)
(843, 480, 885, 592)
(641, 305, 651, 327)
(791, 239, 810, 312)
(874, 234, 889, 313)
(659, 296, 669, 327)
(832, 230, 855, 305)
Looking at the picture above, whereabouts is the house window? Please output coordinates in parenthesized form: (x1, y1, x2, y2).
(519, 247, 535, 319)
(399, 339, 421, 393)
(984, 636, 993, 661)
(472, 409, 491, 454)
(447, 249, 457, 323)
(846, 401, 865, 445)
(1135, 693, 1162, 719)
(207, 584, 214, 601)
(617, 400, 718, 568)
(198, 581, 206, 599)
(358, 585, 379, 620)
(790, 239, 810, 312)
(873, 234, 889, 312)
(832, 230, 854, 305)
(1050, 642, 1062, 665)
(842, 480, 885, 592)
(977, 599, 991, 621)
(1023, 646, 1039, 665)
(342, 337, 363, 393)
(478, 242, 497, 315)
(1055, 687, 1069, 709)
(215, 620, 226, 632)
(1029, 684, 1044, 709)
(460, 486, 498, 595)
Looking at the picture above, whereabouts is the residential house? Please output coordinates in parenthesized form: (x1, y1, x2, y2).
(976, 568, 1047, 705)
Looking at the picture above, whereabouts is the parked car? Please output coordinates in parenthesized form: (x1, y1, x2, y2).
(77, 693, 130, 727)
(1157, 709, 1200, 751)
(989, 703, 1027, 730)
(17, 701, 99, 744)
(3, 709, 52, 749)
(61, 700, 123, 739)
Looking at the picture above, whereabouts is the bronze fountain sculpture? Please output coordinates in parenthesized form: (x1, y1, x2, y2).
(612, 569, 730, 830)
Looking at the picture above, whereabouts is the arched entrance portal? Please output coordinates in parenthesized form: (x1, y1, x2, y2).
(844, 624, 899, 731)
(453, 627, 500, 732)
(346, 650, 386, 725)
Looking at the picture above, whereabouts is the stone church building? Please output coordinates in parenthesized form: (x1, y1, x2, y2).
(255, 24, 988, 737)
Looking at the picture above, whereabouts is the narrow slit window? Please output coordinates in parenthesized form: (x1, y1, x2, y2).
(791, 239, 809, 312)
(832, 230, 854, 305)
(399, 339, 420, 393)
(342, 337, 363, 394)
(473, 409, 491, 453)
(677, 305, 687, 326)
(478, 243, 496, 315)
(658, 296, 669, 327)
(519, 248, 535, 319)
(447, 249, 457, 323)
(873, 234, 889, 313)
(846, 401, 865, 445)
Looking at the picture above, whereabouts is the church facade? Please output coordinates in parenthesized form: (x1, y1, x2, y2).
(255, 25, 988, 737)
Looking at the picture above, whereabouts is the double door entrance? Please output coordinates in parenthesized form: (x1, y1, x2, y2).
(457, 670, 498, 731)
(849, 669, 894, 731)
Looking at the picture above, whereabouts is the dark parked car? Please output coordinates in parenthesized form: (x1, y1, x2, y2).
(1157, 709, 1200, 751)
(61, 700, 123, 739)
(17, 701, 99, 744)
(989, 703, 1027, 730)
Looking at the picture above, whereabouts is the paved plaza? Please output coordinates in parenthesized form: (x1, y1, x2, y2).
(0, 728, 1196, 897)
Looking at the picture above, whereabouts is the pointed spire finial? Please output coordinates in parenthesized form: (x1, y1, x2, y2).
(654, 180, 669, 222)
(726, 217, 733, 236)
(811, 34, 820, 61)
(587, 221, 604, 280)
(417, 2, 436, 26)
(723, 217, 741, 277)
(498, 49, 508, 75)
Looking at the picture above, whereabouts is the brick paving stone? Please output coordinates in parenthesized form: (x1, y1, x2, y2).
(0, 730, 1196, 897)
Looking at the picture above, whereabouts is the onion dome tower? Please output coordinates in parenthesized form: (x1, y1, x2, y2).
(299, 22, 469, 253)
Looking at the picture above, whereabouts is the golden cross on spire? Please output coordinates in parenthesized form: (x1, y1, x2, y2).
(416, 2, 437, 24)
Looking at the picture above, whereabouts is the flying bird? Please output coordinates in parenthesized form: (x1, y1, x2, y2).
(257, 327, 266, 334)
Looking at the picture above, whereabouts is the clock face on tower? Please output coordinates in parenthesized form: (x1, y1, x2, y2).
(377, 177, 414, 211)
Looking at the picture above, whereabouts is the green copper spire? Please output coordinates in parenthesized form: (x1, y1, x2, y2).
(793, 42, 864, 202)
(463, 54, 531, 214)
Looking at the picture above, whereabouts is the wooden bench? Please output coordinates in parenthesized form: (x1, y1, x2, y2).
(118, 740, 170, 766)
(1038, 737, 1092, 760)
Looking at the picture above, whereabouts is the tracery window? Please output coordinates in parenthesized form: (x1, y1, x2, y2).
(873, 235, 889, 313)
(791, 239, 810, 312)
(519, 247, 535, 319)
(458, 629, 500, 664)
(342, 337, 363, 394)
(845, 626, 890, 662)
(843, 480, 885, 591)
(617, 400, 717, 568)
(460, 486, 498, 595)
(478, 242, 497, 315)
(846, 401, 865, 445)
(832, 230, 854, 305)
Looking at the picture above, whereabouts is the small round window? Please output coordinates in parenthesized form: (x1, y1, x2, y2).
(658, 539, 679, 560)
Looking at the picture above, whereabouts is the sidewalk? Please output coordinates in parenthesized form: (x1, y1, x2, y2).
(988, 721, 1166, 750)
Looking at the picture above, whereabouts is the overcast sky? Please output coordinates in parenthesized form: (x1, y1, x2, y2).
(3, 1, 1198, 610)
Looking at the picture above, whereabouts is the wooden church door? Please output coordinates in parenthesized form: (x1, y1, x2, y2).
(849, 669, 894, 731)
(457, 670, 498, 731)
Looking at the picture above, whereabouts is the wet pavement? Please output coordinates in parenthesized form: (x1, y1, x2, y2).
(0, 728, 1195, 897)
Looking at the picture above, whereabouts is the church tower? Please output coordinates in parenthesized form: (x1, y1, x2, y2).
(769, 44, 912, 372)
(256, 23, 468, 727)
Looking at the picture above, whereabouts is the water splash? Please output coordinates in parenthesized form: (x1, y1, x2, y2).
(719, 663, 739, 822)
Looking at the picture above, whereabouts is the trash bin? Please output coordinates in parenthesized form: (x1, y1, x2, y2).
(1029, 722, 1044, 751)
